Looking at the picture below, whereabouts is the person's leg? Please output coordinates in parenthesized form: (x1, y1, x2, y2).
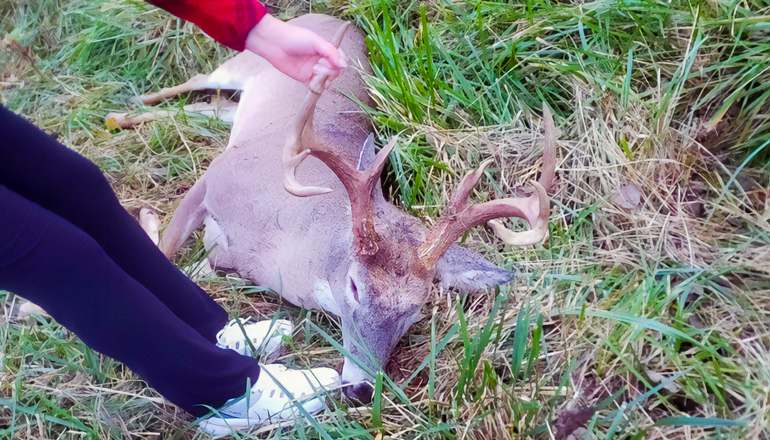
(0, 185, 258, 416)
(0, 106, 225, 341)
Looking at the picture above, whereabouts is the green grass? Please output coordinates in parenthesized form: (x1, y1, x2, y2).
(2, 0, 769, 439)
(344, 0, 770, 169)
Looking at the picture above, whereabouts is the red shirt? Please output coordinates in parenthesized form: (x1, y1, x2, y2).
(146, 0, 267, 51)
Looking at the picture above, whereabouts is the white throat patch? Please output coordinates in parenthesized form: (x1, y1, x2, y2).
(312, 280, 340, 316)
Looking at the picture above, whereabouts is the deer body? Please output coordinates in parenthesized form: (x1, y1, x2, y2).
(154, 14, 554, 402)
(159, 15, 371, 310)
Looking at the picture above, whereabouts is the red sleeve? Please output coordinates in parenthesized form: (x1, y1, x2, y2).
(146, 0, 267, 51)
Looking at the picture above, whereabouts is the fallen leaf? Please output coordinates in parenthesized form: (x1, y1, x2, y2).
(612, 182, 641, 209)
(105, 116, 121, 131)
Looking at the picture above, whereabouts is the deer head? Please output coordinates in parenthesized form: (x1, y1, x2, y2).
(283, 31, 555, 401)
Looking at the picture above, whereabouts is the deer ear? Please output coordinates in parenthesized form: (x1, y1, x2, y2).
(356, 133, 376, 171)
(435, 244, 515, 291)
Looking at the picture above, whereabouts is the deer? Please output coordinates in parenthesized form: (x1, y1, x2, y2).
(131, 14, 556, 403)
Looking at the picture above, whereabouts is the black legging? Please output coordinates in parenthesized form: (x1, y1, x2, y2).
(0, 106, 259, 417)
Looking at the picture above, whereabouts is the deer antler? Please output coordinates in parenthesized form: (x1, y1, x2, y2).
(418, 103, 557, 270)
(284, 22, 556, 264)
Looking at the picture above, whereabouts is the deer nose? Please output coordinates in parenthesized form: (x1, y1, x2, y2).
(343, 382, 374, 404)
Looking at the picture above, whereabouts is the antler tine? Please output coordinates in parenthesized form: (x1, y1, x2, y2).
(418, 103, 557, 270)
(282, 85, 331, 196)
(363, 135, 399, 190)
(283, 22, 351, 197)
(450, 158, 495, 207)
(539, 102, 556, 192)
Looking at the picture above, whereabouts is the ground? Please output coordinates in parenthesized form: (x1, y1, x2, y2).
(1, 1, 769, 439)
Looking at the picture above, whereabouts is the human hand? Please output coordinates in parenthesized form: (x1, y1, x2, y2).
(245, 15, 347, 88)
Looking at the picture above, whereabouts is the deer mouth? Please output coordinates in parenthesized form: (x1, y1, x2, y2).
(342, 381, 374, 404)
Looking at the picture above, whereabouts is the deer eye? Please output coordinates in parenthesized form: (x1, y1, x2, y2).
(349, 278, 360, 303)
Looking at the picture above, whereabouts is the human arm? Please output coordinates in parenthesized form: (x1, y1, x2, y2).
(144, 0, 345, 86)
(244, 14, 346, 85)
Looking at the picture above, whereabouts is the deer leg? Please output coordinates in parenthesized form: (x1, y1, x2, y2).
(106, 109, 176, 128)
(138, 73, 214, 105)
(139, 206, 216, 281)
(106, 98, 238, 129)
(158, 178, 209, 259)
(140, 207, 161, 246)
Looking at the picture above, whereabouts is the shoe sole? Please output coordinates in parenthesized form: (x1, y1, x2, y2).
(199, 400, 322, 437)
(199, 417, 257, 437)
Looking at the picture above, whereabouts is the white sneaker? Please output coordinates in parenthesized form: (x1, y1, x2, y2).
(216, 318, 293, 362)
(199, 364, 341, 436)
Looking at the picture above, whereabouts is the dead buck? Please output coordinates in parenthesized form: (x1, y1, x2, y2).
(136, 14, 555, 403)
